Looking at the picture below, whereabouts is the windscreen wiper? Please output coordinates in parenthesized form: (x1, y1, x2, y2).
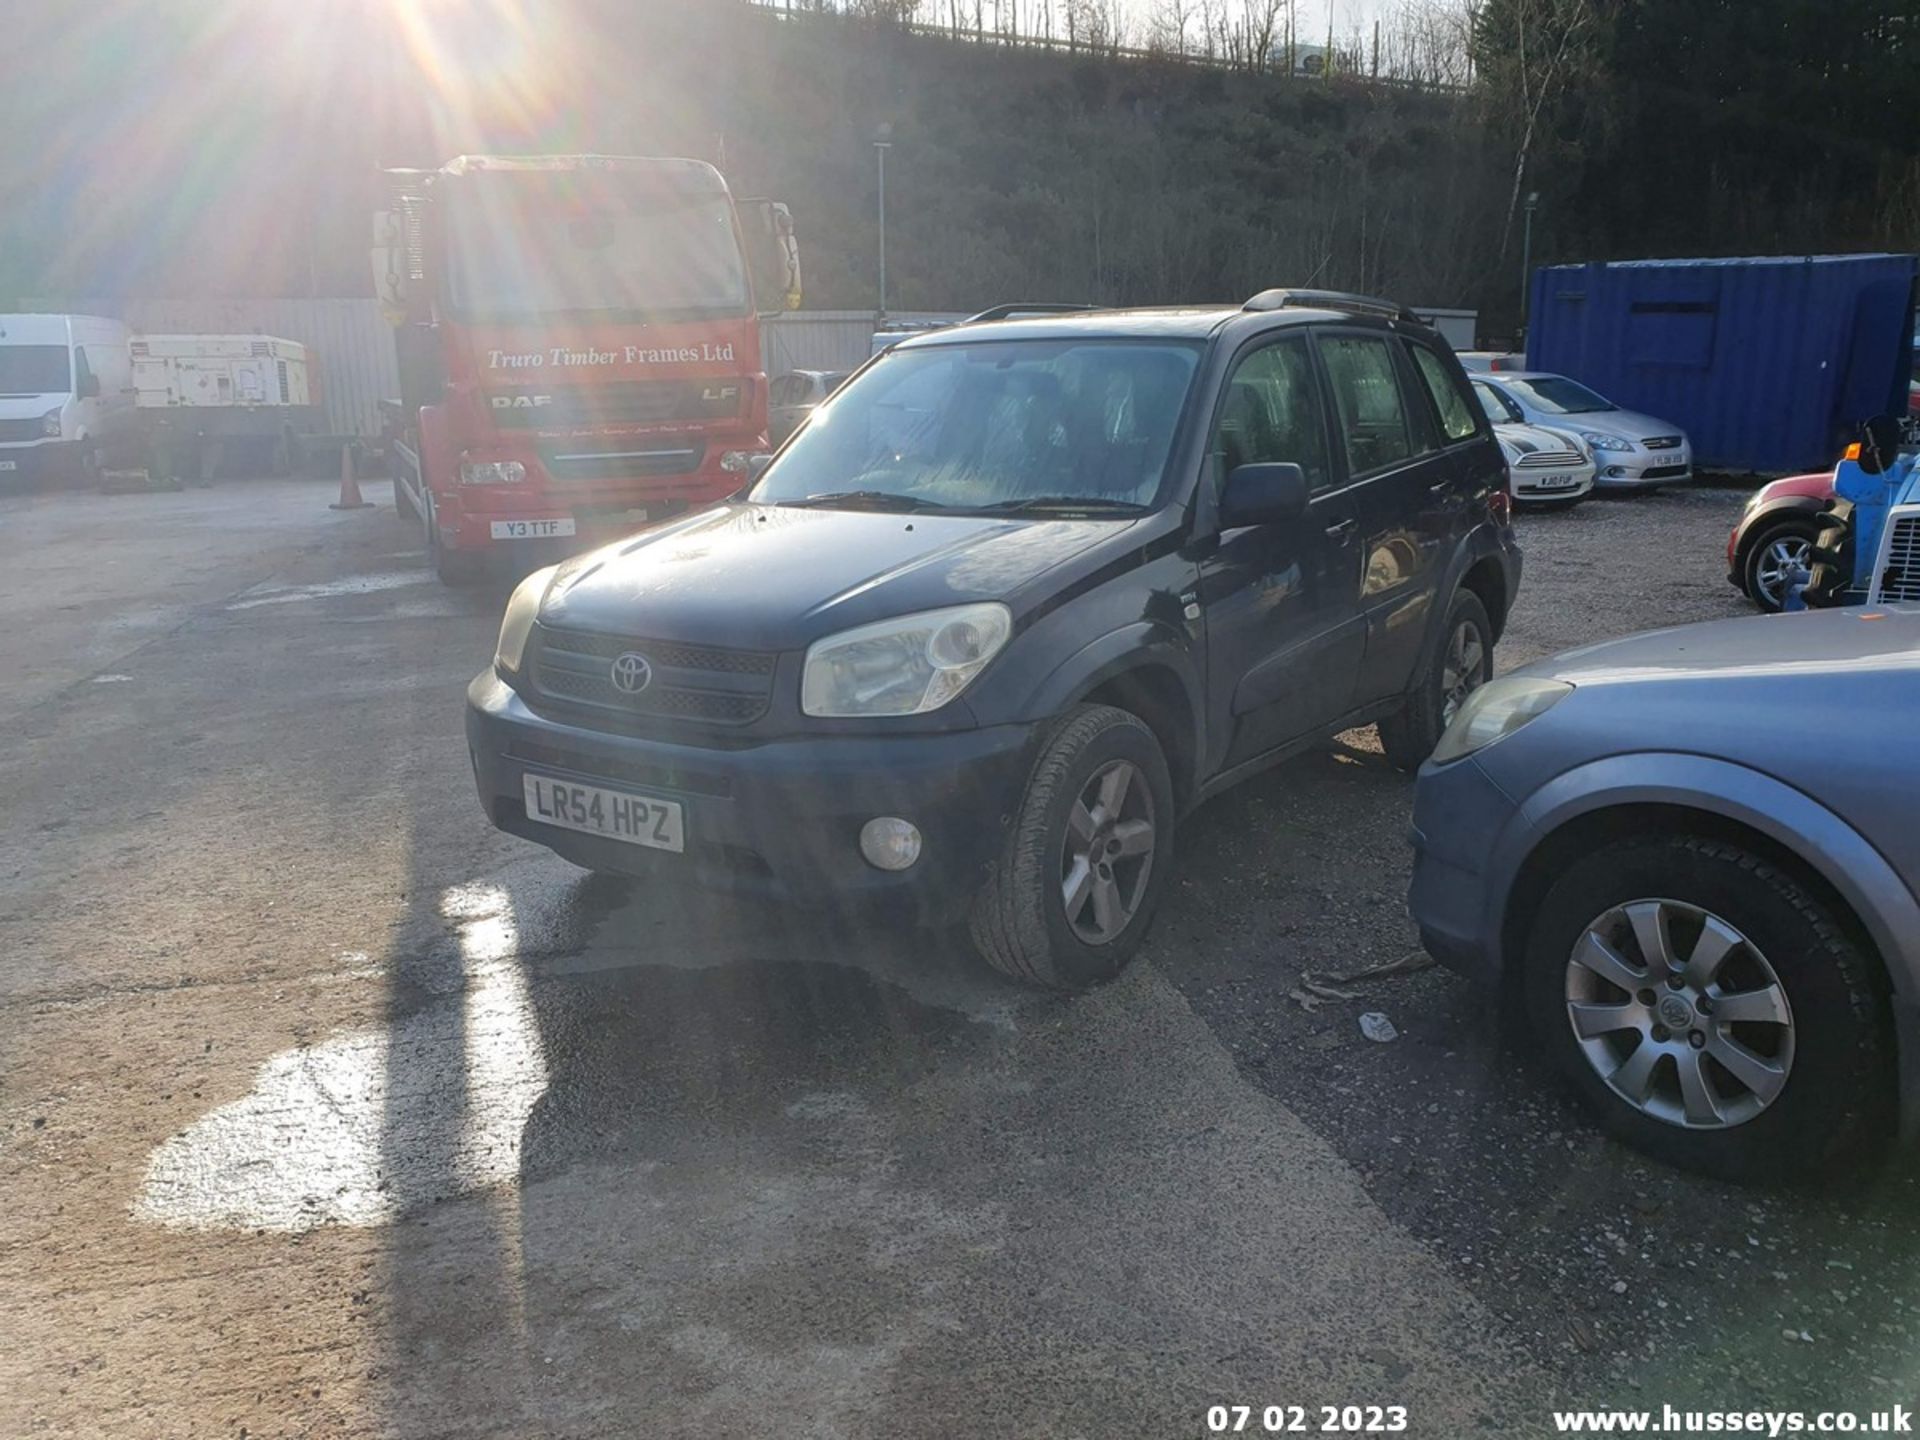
(778, 490, 956, 512)
(968, 495, 1148, 516)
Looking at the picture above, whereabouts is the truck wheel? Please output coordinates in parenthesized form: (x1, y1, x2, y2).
(1378, 589, 1491, 771)
(968, 704, 1174, 991)
(1521, 834, 1893, 1184)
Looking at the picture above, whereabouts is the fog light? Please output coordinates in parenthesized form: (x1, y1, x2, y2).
(719, 449, 755, 474)
(859, 816, 922, 871)
(1605, 465, 1626, 478)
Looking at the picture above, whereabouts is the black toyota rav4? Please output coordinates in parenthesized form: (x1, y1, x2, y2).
(467, 291, 1521, 988)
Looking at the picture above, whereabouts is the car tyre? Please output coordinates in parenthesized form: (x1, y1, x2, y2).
(1522, 833, 1893, 1184)
(1741, 516, 1820, 614)
(969, 704, 1174, 991)
(1378, 589, 1492, 772)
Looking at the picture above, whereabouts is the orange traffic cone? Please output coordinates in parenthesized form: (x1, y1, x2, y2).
(330, 442, 373, 511)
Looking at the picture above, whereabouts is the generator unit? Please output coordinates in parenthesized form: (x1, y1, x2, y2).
(130, 334, 321, 476)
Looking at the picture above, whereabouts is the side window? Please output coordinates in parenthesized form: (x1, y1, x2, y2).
(1410, 345, 1481, 443)
(1473, 379, 1521, 425)
(1319, 335, 1417, 476)
(770, 375, 802, 406)
(1211, 337, 1332, 493)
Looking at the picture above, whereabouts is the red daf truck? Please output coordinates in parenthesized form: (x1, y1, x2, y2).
(372, 154, 800, 582)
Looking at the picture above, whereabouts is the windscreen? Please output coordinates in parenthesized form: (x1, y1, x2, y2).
(444, 177, 749, 321)
(1504, 375, 1616, 414)
(751, 339, 1202, 512)
(0, 345, 71, 394)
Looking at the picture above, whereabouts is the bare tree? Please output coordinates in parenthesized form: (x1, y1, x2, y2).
(1478, 0, 1601, 253)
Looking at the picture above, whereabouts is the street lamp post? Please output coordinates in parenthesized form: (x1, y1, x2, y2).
(1520, 190, 1540, 333)
(874, 124, 893, 321)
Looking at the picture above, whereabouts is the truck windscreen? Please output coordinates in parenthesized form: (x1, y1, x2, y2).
(0, 345, 71, 395)
(444, 188, 749, 321)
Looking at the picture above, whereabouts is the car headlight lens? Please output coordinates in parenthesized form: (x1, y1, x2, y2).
(1430, 677, 1573, 765)
(1580, 431, 1633, 452)
(461, 459, 526, 485)
(40, 408, 62, 438)
(802, 602, 1012, 717)
(493, 565, 555, 676)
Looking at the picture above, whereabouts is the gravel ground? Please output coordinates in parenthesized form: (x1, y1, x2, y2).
(1156, 481, 1920, 1416)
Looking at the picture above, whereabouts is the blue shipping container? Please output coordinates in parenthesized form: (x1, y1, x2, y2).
(1525, 254, 1917, 474)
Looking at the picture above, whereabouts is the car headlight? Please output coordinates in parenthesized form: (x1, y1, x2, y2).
(1580, 432, 1633, 452)
(802, 602, 1012, 717)
(40, 408, 62, 438)
(461, 459, 525, 485)
(1430, 677, 1573, 765)
(493, 565, 555, 676)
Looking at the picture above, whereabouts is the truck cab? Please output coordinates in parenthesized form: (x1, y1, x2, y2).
(374, 155, 799, 582)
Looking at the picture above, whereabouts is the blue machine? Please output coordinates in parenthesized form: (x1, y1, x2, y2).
(1786, 418, 1919, 609)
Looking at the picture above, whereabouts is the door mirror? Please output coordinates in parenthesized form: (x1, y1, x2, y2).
(748, 452, 775, 479)
(78, 373, 101, 399)
(738, 198, 802, 315)
(1220, 462, 1309, 528)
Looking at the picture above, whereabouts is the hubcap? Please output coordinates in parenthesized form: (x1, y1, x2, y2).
(1440, 619, 1487, 726)
(1563, 897, 1794, 1130)
(1753, 535, 1813, 607)
(1060, 759, 1155, 945)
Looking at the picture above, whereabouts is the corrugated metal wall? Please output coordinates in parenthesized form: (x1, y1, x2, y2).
(21, 298, 398, 439)
(761, 311, 966, 373)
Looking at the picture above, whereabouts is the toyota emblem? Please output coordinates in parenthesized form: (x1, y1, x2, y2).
(609, 651, 653, 695)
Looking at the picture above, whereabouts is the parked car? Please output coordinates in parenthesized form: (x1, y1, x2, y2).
(469, 290, 1521, 989)
(1455, 351, 1525, 374)
(1475, 395, 1595, 506)
(1471, 370, 1691, 489)
(1409, 606, 1920, 1182)
(1726, 471, 1835, 612)
(0, 312, 137, 486)
(768, 369, 850, 445)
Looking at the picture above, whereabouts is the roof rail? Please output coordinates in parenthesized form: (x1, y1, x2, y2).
(1243, 289, 1421, 324)
(964, 303, 1100, 324)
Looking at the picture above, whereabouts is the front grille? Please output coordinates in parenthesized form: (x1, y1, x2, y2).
(1515, 447, 1584, 469)
(537, 441, 706, 480)
(1874, 512, 1920, 603)
(0, 419, 44, 443)
(1642, 436, 1684, 450)
(488, 380, 744, 430)
(527, 623, 776, 728)
(1643, 463, 1691, 480)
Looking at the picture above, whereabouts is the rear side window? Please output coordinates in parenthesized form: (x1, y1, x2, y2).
(1211, 338, 1332, 493)
(1319, 335, 1416, 475)
(1409, 345, 1480, 443)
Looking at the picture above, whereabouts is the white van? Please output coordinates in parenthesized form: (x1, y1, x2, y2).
(0, 314, 136, 483)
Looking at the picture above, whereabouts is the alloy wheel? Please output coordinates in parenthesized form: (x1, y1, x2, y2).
(1752, 534, 1813, 609)
(1060, 758, 1155, 945)
(1563, 897, 1795, 1130)
(1440, 618, 1487, 727)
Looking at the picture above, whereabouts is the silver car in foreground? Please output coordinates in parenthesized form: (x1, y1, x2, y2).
(1471, 371, 1692, 489)
(1410, 606, 1920, 1182)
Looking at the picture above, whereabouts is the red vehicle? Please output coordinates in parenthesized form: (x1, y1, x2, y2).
(1726, 470, 1833, 611)
(373, 155, 799, 582)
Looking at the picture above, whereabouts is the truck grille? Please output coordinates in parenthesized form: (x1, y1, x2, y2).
(0, 419, 45, 443)
(488, 380, 744, 430)
(1873, 511, 1920, 604)
(527, 624, 776, 728)
(536, 440, 705, 480)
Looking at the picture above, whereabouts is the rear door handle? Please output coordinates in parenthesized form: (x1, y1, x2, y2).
(1324, 517, 1357, 539)
(1428, 481, 1454, 498)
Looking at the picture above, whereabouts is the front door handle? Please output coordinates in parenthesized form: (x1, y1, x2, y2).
(1324, 517, 1357, 539)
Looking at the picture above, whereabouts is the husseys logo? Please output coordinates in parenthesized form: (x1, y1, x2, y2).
(490, 394, 553, 410)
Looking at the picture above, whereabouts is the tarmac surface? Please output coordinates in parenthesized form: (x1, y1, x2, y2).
(3, 476, 1917, 1438)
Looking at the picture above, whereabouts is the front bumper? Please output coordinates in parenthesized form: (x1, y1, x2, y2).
(1407, 752, 1527, 984)
(0, 439, 79, 482)
(466, 670, 1040, 926)
(1592, 451, 1692, 487)
(1510, 462, 1596, 502)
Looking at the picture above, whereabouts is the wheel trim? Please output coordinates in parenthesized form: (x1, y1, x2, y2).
(1752, 534, 1812, 607)
(1440, 618, 1487, 727)
(1060, 758, 1155, 945)
(1564, 897, 1794, 1130)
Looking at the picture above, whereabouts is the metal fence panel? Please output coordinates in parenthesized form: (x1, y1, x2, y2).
(761, 311, 966, 374)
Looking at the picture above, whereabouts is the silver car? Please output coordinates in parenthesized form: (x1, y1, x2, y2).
(768, 369, 850, 446)
(1471, 371, 1692, 489)
(1409, 606, 1920, 1183)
